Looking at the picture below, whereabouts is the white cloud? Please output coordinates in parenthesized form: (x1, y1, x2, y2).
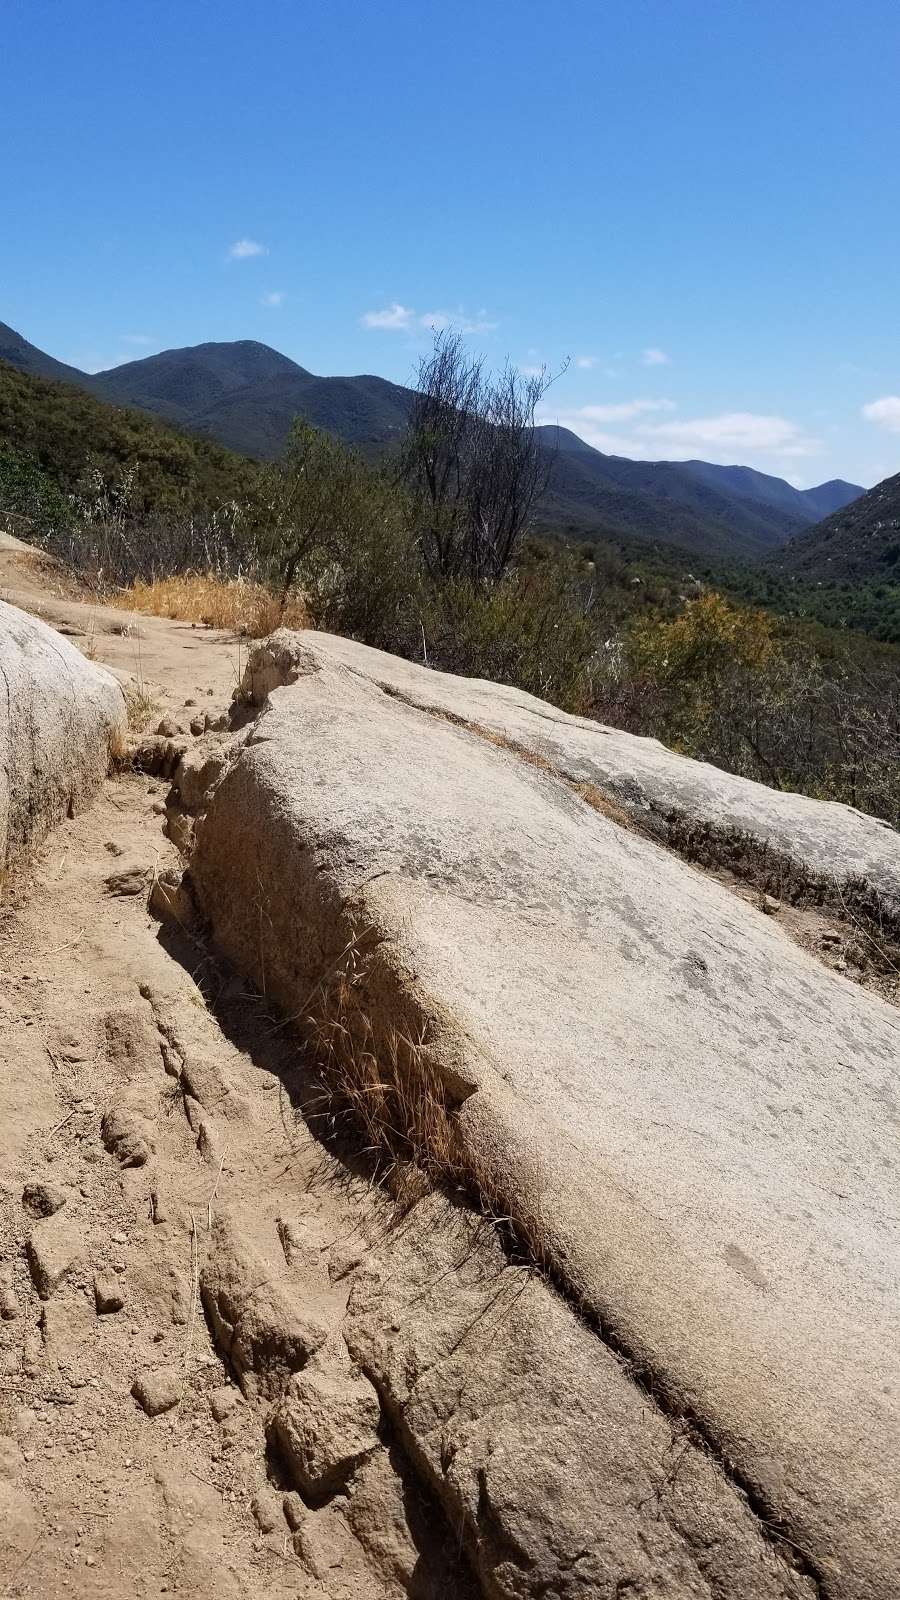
(260, 290, 286, 307)
(361, 303, 497, 335)
(642, 347, 671, 366)
(120, 333, 152, 346)
(862, 396, 900, 434)
(642, 412, 820, 457)
(228, 238, 268, 259)
(420, 307, 497, 335)
(361, 302, 415, 330)
(519, 362, 544, 377)
(576, 356, 597, 369)
(538, 403, 822, 466)
(574, 399, 676, 423)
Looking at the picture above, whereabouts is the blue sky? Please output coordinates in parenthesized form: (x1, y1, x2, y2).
(3, 0, 900, 488)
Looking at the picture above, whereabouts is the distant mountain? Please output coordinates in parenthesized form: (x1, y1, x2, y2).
(535, 430, 824, 558)
(187, 371, 412, 458)
(0, 321, 865, 562)
(91, 339, 309, 425)
(798, 479, 864, 520)
(774, 470, 900, 581)
(0, 321, 89, 388)
(678, 461, 861, 524)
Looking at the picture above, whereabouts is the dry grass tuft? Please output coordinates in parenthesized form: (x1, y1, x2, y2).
(123, 682, 160, 732)
(304, 939, 460, 1210)
(118, 574, 311, 638)
(299, 930, 549, 1264)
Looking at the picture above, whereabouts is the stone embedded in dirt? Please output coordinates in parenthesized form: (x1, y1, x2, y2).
(281, 1492, 305, 1532)
(104, 864, 149, 897)
(173, 741, 228, 813)
(150, 1189, 169, 1224)
(209, 1386, 239, 1422)
(270, 1365, 381, 1498)
(762, 894, 781, 913)
(149, 867, 198, 929)
(132, 1366, 180, 1417)
(104, 1011, 160, 1075)
(821, 929, 842, 945)
(250, 1489, 281, 1534)
(26, 1214, 83, 1299)
(94, 1274, 126, 1315)
(156, 717, 181, 739)
(22, 1179, 68, 1217)
(0, 1287, 20, 1321)
(101, 1106, 154, 1168)
(197, 1119, 221, 1166)
(50, 1030, 90, 1063)
(163, 806, 194, 857)
(200, 1214, 328, 1402)
(189, 716, 206, 736)
(128, 733, 188, 780)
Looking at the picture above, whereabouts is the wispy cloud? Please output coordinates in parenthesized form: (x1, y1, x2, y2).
(361, 302, 416, 330)
(641, 347, 671, 366)
(228, 237, 268, 260)
(519, 362, 544, 377)
(120, 334, 152, 346)
(576, 356, 597, 369)
(573, 399, 676, 423)
(260, 290, 286, 307)
(538, 402, 821, 466)
(361, 302, 497, 335)
(862, 396, 900, 434)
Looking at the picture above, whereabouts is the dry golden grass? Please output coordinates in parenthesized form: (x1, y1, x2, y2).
(298, 928, 550, 1263)
(118, 574, 311, 638)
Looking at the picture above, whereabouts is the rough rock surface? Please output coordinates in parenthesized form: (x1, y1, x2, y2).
(0, 598, 125, 872)
(190, 634, 900, 1599)
(259, 627, 900, 920)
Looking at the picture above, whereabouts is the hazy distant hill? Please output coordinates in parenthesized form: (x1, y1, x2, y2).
(0, 321, 865, 562)
(679, 460, 860, 525)
(775, 470, 900, 581)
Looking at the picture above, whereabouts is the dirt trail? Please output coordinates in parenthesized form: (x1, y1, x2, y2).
(0, 570, 478, 1598)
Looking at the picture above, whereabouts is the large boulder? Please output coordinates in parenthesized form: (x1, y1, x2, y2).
(254, 628, 900, 925)
(193, 634, 900, 1598)
(0, 599, 126, 872)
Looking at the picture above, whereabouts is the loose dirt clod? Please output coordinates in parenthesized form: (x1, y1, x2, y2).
(132, 1366, 180, 1416)
(94, 1274, 125, 1315)
(25, 1215, 82, 1299)
(22, 1180, 68, 1218)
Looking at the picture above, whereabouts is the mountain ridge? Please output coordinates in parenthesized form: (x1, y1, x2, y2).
(772, 469, 900, 582)
(0, 320, 865, 562)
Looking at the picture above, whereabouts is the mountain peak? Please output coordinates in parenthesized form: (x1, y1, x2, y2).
(89, 338, 312, 424)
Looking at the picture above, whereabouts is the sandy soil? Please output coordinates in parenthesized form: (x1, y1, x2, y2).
(0, 545, 475, 1599)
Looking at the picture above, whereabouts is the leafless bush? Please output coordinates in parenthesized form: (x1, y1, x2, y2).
(402, 330, 564, 581)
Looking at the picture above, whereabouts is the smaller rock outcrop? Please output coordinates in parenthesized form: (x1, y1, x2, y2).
(0, 599, 126, 873)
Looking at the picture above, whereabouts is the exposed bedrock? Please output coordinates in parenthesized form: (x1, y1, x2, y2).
(188, 632, 900, 1598)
